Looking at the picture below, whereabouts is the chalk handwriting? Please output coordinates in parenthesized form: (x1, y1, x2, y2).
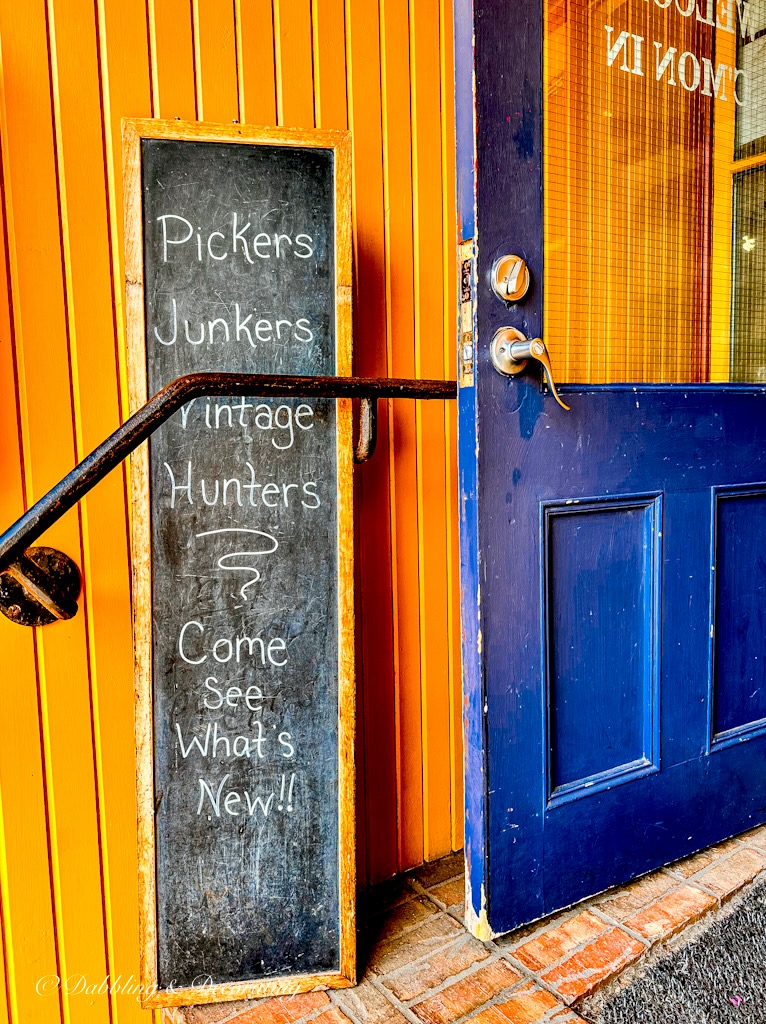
(153, 297, 314, 347)
(177, 621, 288, 666)
(196, 773, 297, 817)
(158, 214, 315, 264)
(179, 398, 315, 449)
(163, 461, 321, 510)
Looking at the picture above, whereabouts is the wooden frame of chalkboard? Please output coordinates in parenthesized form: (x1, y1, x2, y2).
(123, 119, 354, 1009)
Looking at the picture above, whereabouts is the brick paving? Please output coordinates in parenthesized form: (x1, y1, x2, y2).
(165, 828, 766, 1024)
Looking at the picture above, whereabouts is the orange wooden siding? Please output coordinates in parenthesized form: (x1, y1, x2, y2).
(0, 3, 461, 1022)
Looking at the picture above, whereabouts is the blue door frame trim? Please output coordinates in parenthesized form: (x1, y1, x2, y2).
(454, 0, 546, 934)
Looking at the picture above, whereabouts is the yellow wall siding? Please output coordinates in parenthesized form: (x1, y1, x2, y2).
(0, 3, 460, 1021)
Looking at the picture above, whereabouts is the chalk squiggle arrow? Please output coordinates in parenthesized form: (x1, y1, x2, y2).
(195, 527, 278, 600)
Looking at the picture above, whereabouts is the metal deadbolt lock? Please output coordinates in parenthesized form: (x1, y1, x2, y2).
(491, 255, 531, 303)
(490, 327, 570, 411)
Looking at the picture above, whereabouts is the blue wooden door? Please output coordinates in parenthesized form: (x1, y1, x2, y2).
(456, 0, 766, 935)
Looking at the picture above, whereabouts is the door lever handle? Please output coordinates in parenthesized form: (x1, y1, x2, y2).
(490, 327, 570, 411)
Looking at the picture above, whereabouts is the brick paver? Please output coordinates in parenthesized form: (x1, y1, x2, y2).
(625, 884, 717, 943)
(667, 848, 716, 878)
(312, 1009, 354, 1024)
(231, 992, 331, 1024)
(410, 959, 522, 1024)
(429, 877, 465, 910)
(512, 910, 608, 972)
(413, 853, 464, 889)
(166, 834, 766, 1024)
(695, 847, 766, 901)
(595, 871, 677, 920)
(471, 982, 562, 1023)
(335, 980, 409, 1024)
(364, 895, 439, 944)
(539, 928, 646, 1004)
(165, 1004, 257, 1024)
(381, 933, 492, 1001)
(667, 838, 740, 880)
(739, 825, 766, 851)
(367, 914, 465, 975)
(359, 876, 413, 917)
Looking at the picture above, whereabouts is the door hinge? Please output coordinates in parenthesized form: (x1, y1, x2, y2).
(459, 239, 475, 387)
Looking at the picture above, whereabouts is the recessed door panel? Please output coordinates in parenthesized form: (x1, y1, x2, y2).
(545, 498, 660, 803)
(712, 486, 766, 746)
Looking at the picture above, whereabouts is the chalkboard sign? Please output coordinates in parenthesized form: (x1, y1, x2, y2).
(123, 120, 354, 1010)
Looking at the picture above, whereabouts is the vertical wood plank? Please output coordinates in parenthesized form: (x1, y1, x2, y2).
(0, 611, 56, 1023)
(94, 1, 153, 1019)
(410, 0, 452, 861)
(346, 0, 400, 883)
(379, 0, 424, 872)
(192, 0, 239, 122)
(313, 0, 347, 130)
(235, 0, 277, 125)
(0, 809, 12, 1024)
(0, 48, 60, 1023)
(96, 0, 152, 416)
(274, 0, 315, 128)
(149, 0, 196, 120)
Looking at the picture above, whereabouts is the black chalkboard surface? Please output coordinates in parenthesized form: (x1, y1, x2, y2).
(123, 121, 354, 1010)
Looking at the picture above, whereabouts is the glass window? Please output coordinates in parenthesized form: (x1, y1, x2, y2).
(544, 0, 766, 383)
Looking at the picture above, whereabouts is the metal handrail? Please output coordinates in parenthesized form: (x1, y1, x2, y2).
(0, 372, 456, 621)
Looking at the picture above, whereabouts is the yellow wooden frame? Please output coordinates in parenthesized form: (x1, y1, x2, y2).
(122, 117, 355, 1010)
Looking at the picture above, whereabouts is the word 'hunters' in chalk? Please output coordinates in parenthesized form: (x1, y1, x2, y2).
(123, 119, 354, 1010)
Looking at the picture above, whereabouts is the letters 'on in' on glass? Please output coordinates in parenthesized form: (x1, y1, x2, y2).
(544, 0, 766, 383)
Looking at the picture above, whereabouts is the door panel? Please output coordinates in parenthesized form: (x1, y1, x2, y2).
(456, 0, 766, 936)
(544, 495, 660, 803)
(481, 386, 766, 932)
(712, 486, 766, 744)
